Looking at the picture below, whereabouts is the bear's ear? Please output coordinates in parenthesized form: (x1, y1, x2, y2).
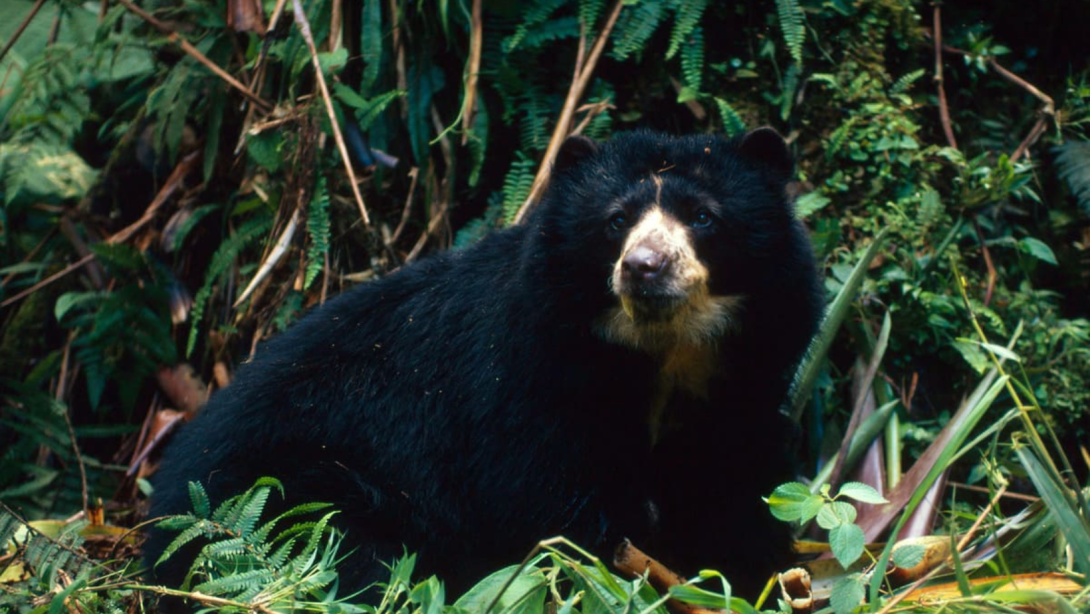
(738, 127, 793, 176)
(553, 135, 599, 175)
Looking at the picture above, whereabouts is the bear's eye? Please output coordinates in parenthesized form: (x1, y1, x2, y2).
(609, 212, 628, 231)
(691, 210, 713, 229)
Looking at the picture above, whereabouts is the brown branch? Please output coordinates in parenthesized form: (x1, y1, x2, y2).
(292, 0, 371, 229)
(936, 41, 1055, 161)
(0, 0, 47, 65)
(972, 218, 997, 306)
(513, 0, 625, 224)
(115, 0, 271, 111)
(932, 3, 958, 150)
(614, 540, 732, 614)
(460, 0, 483, 145)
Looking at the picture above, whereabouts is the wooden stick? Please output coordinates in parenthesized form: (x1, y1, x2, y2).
(460, 0, 483, 145)
(614, 540, 731, 614)
(291, 0, 372, 229)
(931, 3, 958, 150)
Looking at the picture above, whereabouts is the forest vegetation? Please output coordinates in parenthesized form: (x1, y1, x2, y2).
(0, 0, 1088, 612)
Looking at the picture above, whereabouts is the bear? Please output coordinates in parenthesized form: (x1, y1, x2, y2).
(144, 127, 823, 602)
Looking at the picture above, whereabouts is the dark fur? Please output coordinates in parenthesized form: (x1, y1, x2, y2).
(145, 130, 823, 599)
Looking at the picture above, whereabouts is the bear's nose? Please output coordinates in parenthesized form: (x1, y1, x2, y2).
(622, 246, 668, 280)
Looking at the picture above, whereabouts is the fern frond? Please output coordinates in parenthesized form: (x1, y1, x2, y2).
(189, 481, 211, 518)
(1055, 140, 1090, 213)
(666, 0, 707, 60)
(776, 0, 805, 64)
(157, 519, 216, 566)
(679, 26, 705, 96)
(826, 117, 859, 159)
(505, 0, 568, 52)
(193, 568, 277, 596)
(518, 16, 581, 50)
(518, 86, 555, 152)
(501, 153, 538, 224)
(713, 97, 746, 137)
(889, 68, 926, 95)
(305, 177, 330, 291)
(186, 212, 274, 357)
(578, 0, 606, 28)
(611, 0, 668, 61)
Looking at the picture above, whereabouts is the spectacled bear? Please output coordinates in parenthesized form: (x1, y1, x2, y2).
(145, 128, 823, 600)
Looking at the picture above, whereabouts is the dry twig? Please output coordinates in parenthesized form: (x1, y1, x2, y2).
(291, 0, 372, 229)
(932, 3, 958, 150)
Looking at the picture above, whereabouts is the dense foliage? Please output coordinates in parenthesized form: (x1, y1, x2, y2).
(1, 0, 1088, 612)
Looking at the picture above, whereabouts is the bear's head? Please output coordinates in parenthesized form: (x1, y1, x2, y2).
(533, 128, 799, 354)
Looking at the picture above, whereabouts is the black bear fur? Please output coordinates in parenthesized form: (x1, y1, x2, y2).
(145, 129, 823, 600)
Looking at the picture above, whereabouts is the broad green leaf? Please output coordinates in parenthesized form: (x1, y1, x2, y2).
(837, 482, 888, 505)
(829, 523, 865, 569)
(766, 482, 812, 521)
(816, 501, 857, 529)
(891, 543, 926, 569)
(830, 575, 865, 614)
(1018, 237, 1057, 264)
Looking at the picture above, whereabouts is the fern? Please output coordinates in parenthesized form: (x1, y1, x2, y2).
(154, 477, 345, 610)
(305, 177, 331, 290)
(505, 0, 568, 52)
(889, 68, 926, 95)
(518, 16, 581, 50)
(611, 0, 668, 61)
(186, 212, 274, 357)
(501, 152, 538, 224)
(4, 44, 90, 145)
(518, 85, 556, 152)
(679, 26, 705, 98)
(826, 116, 859, 159)
(578, 0, 607, 29)
(1055, 140, 1090, 213)
(666, 0, 707, 60)
(776, 0, 805, 65)
(713, 97, 746, 137)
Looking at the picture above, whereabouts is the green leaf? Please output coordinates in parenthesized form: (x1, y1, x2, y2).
(54, 291, 100, 322)
(951, 339, 989, 374)
(1018, 237, 1058, 265)
(816, 500, 857, 529)
(837, 482, 888, 505)
(892, 543, 926, 569)
(830, 575, 865, 614)
(766, 482, 812, 522)
(829, 523, 865, 569)
(794, 191, 830, 219)
(1016, 447, 1090, 575)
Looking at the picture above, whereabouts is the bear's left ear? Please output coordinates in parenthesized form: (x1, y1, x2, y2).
(553, 135, 599, 175)
(738, 127, 793, 176)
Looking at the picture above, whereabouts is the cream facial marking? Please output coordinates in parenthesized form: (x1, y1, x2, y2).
(596, 205, 745, 353)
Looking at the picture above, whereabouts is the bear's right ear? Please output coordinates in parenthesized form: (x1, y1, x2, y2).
(553, 135, 599, 175)
(738, 127, 793, 176)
